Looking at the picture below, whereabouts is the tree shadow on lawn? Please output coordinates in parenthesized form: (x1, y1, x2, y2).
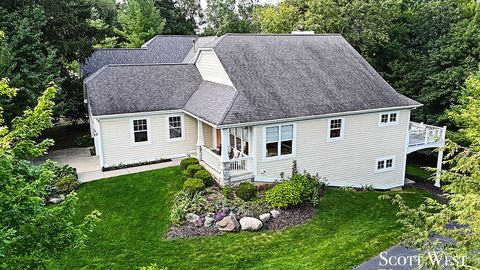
(49, 167, 428, 270)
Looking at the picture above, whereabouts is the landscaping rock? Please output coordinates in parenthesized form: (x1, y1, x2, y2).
(215, 212, 226, 221)
(216, 213, 240, 232)
(48, 194, 65, 204)
(194, 217, 205, 227)
(240, 217, 263, 231)
(259, 213, 271, 223)
(204, 216, 216, 227)
(270, 210, 280, 219)
(185, 213, 200, 223)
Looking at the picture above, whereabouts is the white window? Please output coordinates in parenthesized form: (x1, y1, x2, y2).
(327, 118, 344, 141)
(379, 112, 399, 126)
(265, 124, 294, 159)
(167, 115, 185, 141)
(131, 118, 150, 145)
(375, 156, 395, 173)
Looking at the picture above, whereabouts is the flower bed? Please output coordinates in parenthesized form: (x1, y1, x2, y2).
(167, 161, 327, 240)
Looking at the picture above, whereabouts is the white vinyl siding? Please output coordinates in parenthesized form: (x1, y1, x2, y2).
(254, 109, 410, 189)
(195, 50, 234, 86)
(98, 113, 197, 167)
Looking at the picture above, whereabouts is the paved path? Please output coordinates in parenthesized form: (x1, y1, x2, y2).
(34, 147, 181, 183)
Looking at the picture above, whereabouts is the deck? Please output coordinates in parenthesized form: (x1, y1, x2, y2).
(407, 122, 446, 154)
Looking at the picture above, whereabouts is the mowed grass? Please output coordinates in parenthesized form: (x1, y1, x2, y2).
(49, 167, 429, 270)
(406, 163, 433, 180)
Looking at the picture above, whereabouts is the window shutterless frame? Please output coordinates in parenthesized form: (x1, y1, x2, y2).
(166, 114, 186, 142)
(263, 123, 296, 161)
(375, 156, 395, 173)
(130, 117, 151, 146)
(327, 117, 345, 142)
(378, 111, 399, 127)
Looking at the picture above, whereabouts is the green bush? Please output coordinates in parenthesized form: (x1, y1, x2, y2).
(76, 134, 94, 147)
(235, 182, 257, 201)
(183, 164, 204, 177)
(40, 161, 78, 197)
(194, 170, 214, 186)
(221, 186, 233, 198)
(183, 178, 205, 194)
(170, 191, 207, 225)
(266, 173, 327, 208)
(179, 157, 199, 171)
(55, 175, 80, 193)
(265, 181, 302, 208)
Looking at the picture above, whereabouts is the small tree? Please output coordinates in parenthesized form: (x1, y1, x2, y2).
(0, 79, 101, 268)
(115, 0, 166, 48)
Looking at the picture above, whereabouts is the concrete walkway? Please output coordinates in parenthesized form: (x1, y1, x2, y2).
(34, 147, 181, 183)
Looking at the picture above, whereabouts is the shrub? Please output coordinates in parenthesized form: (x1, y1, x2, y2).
(194, 170, 214, 186)
(221, 186, 233, 199)
(76, 135, 94, 147)
(55, 175, 80, 193)
(266, 172, 327, 208)
(265, 181, 302, 208)
(180, 157, 199, 171)
(235, 182, 256, 201)
(183, 178, 205, 194)
(170, 191, 207, 225)
(184, 164, 204, 177)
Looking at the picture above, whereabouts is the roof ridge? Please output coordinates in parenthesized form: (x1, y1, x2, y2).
(221, 33, 343, 37)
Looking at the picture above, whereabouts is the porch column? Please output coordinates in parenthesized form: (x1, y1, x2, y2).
(434, 126, 447, 188)
(220, 128, 230, 184)
(435, 150, 443, 188)
(196, 120, 204, 160)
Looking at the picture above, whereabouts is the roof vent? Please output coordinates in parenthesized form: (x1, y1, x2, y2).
(291, 24, 314, 35)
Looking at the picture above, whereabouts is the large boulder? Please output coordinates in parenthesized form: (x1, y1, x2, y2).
(270, 210, 280, 219)
(216, 213, 240, 232)
(185, 213, 200, 223)
(259, 213, 271, 223)
(240, 217, 263, 231)
(204, 216, 216, 227)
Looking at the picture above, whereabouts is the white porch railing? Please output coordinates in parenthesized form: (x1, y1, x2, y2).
(408, 122, 446, 147)
(200, 146, 253, 177)
(201, 146, 222, 172)
(227, 156, 254, 177)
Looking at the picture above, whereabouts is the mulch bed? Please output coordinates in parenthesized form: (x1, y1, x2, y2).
(166, 204, 316, 240)
(406, 173, 448, 204)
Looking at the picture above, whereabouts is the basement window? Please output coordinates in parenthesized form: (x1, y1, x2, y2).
(375, 156, 395, 173)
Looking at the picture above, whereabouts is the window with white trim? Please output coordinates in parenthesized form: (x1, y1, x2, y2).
(379, 112, 399, 126)
(376, 157, 395, 173)
(327, 118, 344, 141)
(132, 119, 149, 144)
(265, 124, 294, 158)
(168, 116, 183, 140)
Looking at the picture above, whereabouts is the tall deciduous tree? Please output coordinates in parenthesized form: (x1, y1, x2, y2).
(155, 0, 202, 34)
(116, 0, 166, 48)
(254, 2, 300, 34)
(204, 0, 259, 35)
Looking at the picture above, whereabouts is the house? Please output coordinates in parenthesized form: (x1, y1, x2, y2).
(82, 34, 446, 189)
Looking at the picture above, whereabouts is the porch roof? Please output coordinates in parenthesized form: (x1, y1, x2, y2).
(183, 81, 237, 125)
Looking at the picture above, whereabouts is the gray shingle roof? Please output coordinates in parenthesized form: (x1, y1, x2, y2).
(81, 36, 198, 78)
(182, 36, 218, 63)
(183, 81, 237, 125)
(85, 64, 203, 116)
(202, 34, 420, 125)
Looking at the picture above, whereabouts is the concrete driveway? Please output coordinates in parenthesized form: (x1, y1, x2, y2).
(34, 147, 180, 183)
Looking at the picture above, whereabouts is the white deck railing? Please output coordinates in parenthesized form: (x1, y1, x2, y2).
(408, 122, 446, 147)
(201, 146, 222, 172)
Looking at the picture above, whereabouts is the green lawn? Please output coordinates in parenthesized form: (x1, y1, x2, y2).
(406, 163, 433, 180)
(50, 167, 429, 270)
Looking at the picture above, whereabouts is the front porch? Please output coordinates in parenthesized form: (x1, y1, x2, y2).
(195, 120, 254, 185)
